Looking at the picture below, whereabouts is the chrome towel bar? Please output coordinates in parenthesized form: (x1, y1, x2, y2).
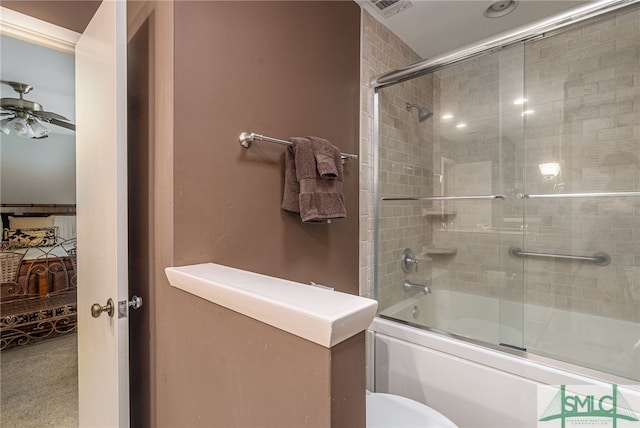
(382, 195, 505, 201)
(508, 247, 611, 266)
(239, 132, 358, 162)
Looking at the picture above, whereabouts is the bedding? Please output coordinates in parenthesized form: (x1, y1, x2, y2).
(17, 244, 75, 261)
(3, 227, 58, 248)
(8, 215, 54, 229)
(2, 215, 76, 248)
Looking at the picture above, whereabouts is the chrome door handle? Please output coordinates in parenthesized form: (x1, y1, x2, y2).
(91, 298, 114, 318)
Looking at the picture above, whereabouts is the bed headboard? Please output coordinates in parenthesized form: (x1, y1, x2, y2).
(0, 204, 76, 215)
(1, 204, 76, 231)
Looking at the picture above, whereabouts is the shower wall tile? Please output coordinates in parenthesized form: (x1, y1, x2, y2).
(522, 7, 640, 323)
(360, 10, 428, 303)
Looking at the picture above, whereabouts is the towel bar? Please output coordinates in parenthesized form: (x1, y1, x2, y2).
(239, 132, 358, 162)
(382, 195, 505, 201)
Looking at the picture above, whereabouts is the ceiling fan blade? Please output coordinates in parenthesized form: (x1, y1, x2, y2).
(48, 118, 76, 131)
(33, 110, 70, 121)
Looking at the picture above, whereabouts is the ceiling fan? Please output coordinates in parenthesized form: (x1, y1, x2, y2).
(0, 80, 75, 139)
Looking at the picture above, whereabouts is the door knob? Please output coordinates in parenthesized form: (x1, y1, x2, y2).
(91, 298, 114, 318)
(128, 295, 143, 310)
(117, 295, 143, 318)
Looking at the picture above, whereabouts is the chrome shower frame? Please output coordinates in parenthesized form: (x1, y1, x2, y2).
(371, 0, 639, 89)
(370, 0, 640, 382)
(371, 0, 640, 302)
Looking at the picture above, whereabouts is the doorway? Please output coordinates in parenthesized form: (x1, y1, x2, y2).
(0, 30, 79, 427)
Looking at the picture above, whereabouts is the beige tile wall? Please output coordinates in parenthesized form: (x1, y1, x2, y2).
(359, 10, 426, 301)
(376, 77, 434, 309)
(521, 8, 640, 322)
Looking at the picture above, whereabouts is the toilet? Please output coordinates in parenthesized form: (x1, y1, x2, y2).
(366, 391, 458, 428)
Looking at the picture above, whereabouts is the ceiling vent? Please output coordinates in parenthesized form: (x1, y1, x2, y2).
(369, 0, 413, 18)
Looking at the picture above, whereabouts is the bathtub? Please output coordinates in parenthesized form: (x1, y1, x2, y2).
(368, 290, 640, 428)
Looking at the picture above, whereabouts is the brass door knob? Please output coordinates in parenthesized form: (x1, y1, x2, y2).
(91, 298, 114, 318)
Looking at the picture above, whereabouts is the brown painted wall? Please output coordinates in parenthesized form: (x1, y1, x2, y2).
(1, 1, 101, 33)
(172, 0, 360, 291)
(153, 1, 363, 426)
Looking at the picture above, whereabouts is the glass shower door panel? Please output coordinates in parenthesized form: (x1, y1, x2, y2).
(521, 8, 640, 381)
(374, 41, 531, 349)
(426, 52, 506, 343)
(375, 74, 436, 325)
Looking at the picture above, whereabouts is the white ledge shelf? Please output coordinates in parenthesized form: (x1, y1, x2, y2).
(165, 263, 378, 348)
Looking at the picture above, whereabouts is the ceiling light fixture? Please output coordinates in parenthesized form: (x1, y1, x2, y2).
(0, 80, 74, 139)
(0, 114, 50, 139)
(484, 0, 519, 19)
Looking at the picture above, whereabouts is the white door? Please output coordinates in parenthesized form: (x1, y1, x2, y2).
(75, 0, 129, 426)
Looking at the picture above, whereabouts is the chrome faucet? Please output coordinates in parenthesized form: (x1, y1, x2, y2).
(403, 280, 431, 294)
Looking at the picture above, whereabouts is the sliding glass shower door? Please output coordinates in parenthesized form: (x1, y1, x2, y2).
(375, 4, 640, 381)
(375, 43, 527, 349)
(520, 9, 640, 380)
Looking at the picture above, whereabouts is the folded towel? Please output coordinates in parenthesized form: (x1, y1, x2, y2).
(311, 136, 339, 179)
(281, 137, 346, 223)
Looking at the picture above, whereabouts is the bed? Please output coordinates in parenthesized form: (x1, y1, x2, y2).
(0, 204, 77, 350)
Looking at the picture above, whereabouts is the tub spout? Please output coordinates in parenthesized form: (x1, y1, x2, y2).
(403, 280, 431, 294)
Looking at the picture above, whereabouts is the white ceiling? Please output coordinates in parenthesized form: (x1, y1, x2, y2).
(358, 0, 591, 59)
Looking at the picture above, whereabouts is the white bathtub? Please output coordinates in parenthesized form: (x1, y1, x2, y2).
(368, 290, 640, 427)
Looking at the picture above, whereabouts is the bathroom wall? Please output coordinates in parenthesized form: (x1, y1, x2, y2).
(157, 1, 363, 426)
(173, 1, 360, 291)
(521, 8, 640, 322)
(376, 79, 434, 309)
(360, 10, 431, 305)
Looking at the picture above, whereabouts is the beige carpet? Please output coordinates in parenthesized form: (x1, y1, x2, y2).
(1, 333, 78, 427)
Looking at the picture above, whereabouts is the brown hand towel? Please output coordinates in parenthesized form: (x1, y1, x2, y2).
(281, 137, 347, 223)
(310, 136, 339, 179)
(281, 142, 301, 214)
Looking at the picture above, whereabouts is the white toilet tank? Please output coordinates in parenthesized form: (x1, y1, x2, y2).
(366, 392, 459, 428)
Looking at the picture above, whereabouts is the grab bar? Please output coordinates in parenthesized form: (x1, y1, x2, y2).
(518, 191, 640, 199)
(383, 195, 505, 201)
(239, 132, 358, 162)
(508, 247, 611, 266)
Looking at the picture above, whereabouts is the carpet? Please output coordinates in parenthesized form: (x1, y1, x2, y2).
(0, 333, 78, 427)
